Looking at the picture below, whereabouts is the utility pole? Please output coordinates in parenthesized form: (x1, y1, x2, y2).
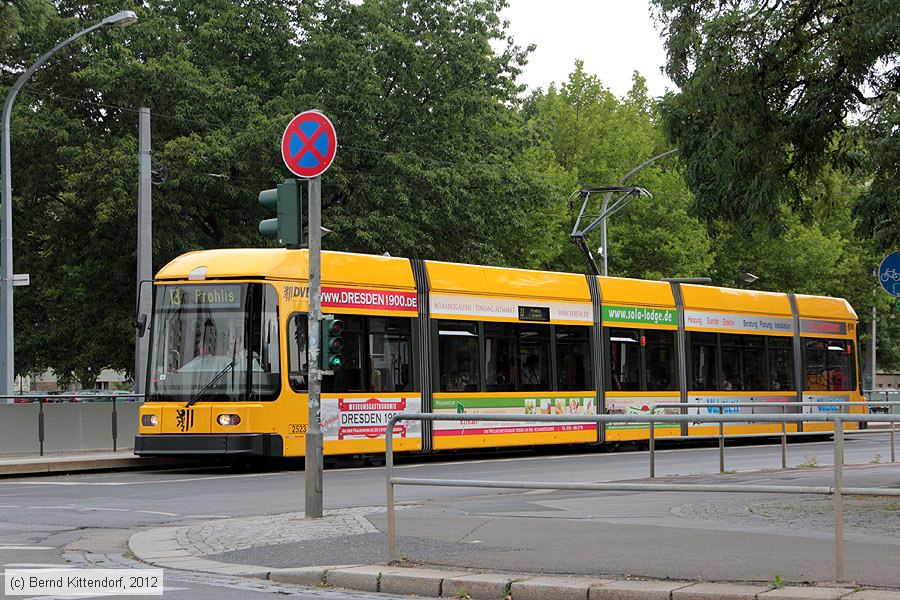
(135, 108, 152, 394)
(870, 269, 877, 390)
(277, 110, 335, 518)
(305, 175, 324, 518)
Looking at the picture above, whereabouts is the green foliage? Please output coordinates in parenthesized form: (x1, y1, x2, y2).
(652, 0, 899, 247)
(524, 63, 712, 279)
(1, 1, 897, 385)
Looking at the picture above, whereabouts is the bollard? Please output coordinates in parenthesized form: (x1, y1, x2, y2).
(891, 419, 896, 464)
(112, 395, 118, 453)
(649, 419, 656, 478)
(781, 404, 787, 469)
(38, 401, 45, 456)
(718, 406, 725, 474)
(833, 419, 845, 582)
(386, 419, 398, 564)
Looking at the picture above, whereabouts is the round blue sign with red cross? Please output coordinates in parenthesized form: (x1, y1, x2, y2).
(280, 110, 337, 178)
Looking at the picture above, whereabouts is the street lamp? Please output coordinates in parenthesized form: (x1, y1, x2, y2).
(0, 10, 138, 395)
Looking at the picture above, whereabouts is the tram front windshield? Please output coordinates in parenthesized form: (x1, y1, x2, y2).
(146, 283, 280, 402)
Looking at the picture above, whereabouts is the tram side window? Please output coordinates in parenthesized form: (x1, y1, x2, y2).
(556, 326, 591, 391)
(804, 338, 854, 392)
(368, 317, 412, 392)
(719, 334, 744, 390)
(719, 334, 766, 391)
(438, 321, 480, 392)
(519, 325, 551, 391)
(742, 336, 766, 390)
(608, 328, 641, 391)
(485, 323, 517, 392)
(250, 284, 281, 397)
(483, 323, 551, 391)
(690, 332, 718, 391)
(768, 337, 794, 391)
(645, 330, 677, 391)
(287, 314, 308, 392)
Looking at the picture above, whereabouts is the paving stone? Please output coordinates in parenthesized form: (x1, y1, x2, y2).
(844, 592, 900, 600)
(759, 587, 854, 599)
(139, 549, 193, 560)
(590, 580, 693, 600)
(673, 582, 773, 600)
(511, 576, 613, 600)
(379, 567, 470, 597)
(326, 565, 405, 593)
(268, 566, 330, 587)
(153, 557, 238, 571)
(442, 573, 528, 599)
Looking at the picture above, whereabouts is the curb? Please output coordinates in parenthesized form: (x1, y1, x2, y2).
(127, 526, 900, 600)
(0, 455, 187, 477)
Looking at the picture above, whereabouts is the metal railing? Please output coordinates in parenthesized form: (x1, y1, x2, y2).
(0, 393, 143, 455)
(385, 411, 900, 582)
(644, 401, 899, 476)
(863, 389, 900, 410)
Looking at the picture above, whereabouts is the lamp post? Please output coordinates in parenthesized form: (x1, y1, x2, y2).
(0, 10, 138, 395)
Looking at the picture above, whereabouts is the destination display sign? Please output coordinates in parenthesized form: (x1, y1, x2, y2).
(800, 319, 848, 336)
(684, 310, 793, 334)
(518, 306, 550, 322)
(161, 285, 243, 309)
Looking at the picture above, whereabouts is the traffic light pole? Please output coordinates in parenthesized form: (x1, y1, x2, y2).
(305, 175, 324, 519)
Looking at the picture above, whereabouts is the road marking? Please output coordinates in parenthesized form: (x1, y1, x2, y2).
(133, 510, 179, 516)
(180, 515, 231, 519)
(0, 471, 285, 487)
(16, 505, 181, 517)
(0, 545, 53, 550)
(3, 563, 65, 567)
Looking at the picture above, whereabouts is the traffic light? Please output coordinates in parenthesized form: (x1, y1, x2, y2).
(321, 317, 344, 370)
(258, 179, 303, 248)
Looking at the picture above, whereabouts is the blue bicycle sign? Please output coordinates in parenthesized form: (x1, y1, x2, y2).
(879, 252, 900, 297)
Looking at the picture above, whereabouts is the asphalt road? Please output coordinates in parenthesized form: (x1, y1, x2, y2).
(0, 432, 897, 597)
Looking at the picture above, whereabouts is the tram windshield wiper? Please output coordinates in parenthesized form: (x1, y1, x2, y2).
(185, 358, 236, 408)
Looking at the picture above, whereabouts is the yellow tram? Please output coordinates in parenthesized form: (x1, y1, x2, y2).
(135, 249, 862, 457)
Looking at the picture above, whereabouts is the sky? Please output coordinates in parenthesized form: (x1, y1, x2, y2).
(500, 0, 676, 98)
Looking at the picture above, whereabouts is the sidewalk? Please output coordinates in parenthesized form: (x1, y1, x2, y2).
(0, 450, 184, 476)
(128, 465, 900, 600)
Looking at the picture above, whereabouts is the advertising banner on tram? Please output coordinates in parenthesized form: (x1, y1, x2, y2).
(432, 394, 595, 437)
(320, 395, 422, 441)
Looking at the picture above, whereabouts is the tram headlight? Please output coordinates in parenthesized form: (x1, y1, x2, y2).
(217, 414, 241, 426)
(141, 414, 159, 427)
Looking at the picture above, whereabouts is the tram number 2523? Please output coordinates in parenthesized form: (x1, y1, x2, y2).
(289, 424, 308, 434)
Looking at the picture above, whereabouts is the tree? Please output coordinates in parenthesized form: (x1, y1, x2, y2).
(1, 0, 572, 384)
(523, 63, 713, 279)
(652, 0, 899, 246)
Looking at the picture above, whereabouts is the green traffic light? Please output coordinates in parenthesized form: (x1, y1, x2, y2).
(257, 180, 302, 247)
(321, 318, 344, 371)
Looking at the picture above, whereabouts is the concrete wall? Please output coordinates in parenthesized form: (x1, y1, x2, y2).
(0, 401, 142, 454)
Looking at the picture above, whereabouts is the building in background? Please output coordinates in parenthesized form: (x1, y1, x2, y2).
(14, 369, 130, 393)
(876, 371, 900, 390)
